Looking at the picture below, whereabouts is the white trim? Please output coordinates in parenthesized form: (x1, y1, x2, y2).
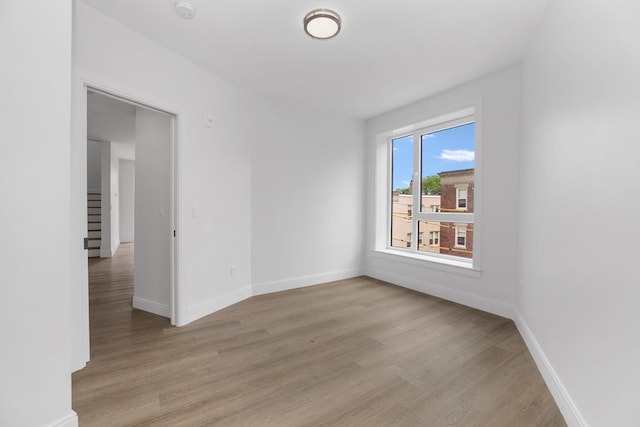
(379, 103, 482, 269)
(170, 113, 181, 326)
(46, 411, 78, 427)
(185, 286, 253, 324)
(77, 72, 184, 327)
(72, 73, 91, 370)
(361, 265, 577, 426)
(252, 268, 362, 296)
(132, 296, 171, 318)
(513, 309, 586, 427)
(380, 106, 477, 137)
(372, 248, 478, 275)
(365, 266, 509, 318)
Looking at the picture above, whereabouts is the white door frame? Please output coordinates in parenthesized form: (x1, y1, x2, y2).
(73, 77, 183, 368)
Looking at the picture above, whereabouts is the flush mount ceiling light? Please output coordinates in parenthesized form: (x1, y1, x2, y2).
(303, 9, 341, 39)
(175, 1, 195, 19)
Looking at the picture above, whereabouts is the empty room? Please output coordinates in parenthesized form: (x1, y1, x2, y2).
(1, 1, 638, 426)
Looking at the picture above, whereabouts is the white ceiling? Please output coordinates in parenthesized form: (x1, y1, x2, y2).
(79, 0, 549, 119)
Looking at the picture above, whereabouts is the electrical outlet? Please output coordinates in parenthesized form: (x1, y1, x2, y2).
(203, 114, 214, 128)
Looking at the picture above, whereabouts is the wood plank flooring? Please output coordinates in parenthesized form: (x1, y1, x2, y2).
(73, 243, 566, 426)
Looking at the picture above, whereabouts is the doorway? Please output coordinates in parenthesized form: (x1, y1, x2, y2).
(85, 87, 177, 328)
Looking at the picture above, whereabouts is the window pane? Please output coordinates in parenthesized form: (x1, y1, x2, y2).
(418, 221, 473, 259)
(420, 123, 475, 214)
(391, 135, 413, 249)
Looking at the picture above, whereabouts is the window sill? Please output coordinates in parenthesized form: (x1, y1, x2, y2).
(371, 248, 482, 278)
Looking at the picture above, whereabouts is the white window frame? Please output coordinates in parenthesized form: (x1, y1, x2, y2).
(374, 105, 482, 271)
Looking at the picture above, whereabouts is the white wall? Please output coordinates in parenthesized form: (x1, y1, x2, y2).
(73, 1, 366, 332)
(518, 0, 640, 425)
(99, 141, 112, 257)
(87, 94, 135, 144)
(133, 107, 172, 317)
(87, 139, 101, 191)
(119, 159, 135, 242)
(364, 67, 521, 317)
(0, 1, 77, 426)
(73, 2, 253, 328)
(250, 101, 365, 294)
(91, 140, 121, 257)
(113, 140, 135, 161)
(110, 144, 120, 252)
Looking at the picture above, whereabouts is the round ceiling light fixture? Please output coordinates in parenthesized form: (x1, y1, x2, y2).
(175, 1, 195, 19)
(303, 9, 341, 39)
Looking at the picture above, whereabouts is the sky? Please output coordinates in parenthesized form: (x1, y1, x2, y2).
(392, 122, 475, 190)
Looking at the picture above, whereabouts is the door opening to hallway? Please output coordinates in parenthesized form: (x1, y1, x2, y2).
(84, 87, 177, 347)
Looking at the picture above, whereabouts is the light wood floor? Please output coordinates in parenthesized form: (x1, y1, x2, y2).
(73, 243, 566, 426)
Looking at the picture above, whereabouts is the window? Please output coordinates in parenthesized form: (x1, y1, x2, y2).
(429, 231, 440, 246)
(455, 225, 467, 247)
(456, 188, 468, 210)
(388, 112, 476, 264)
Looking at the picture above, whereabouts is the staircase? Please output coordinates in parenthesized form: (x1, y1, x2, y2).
(87, 191, 102, 258)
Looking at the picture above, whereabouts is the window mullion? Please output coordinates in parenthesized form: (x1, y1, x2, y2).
(415, 212, 474, 224)
(412, 132, 420, 251)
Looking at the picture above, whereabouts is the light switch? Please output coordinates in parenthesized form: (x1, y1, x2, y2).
(203, 114, 214, 128)
(159, 204, 165, 216)
(192, 205, 199, 217)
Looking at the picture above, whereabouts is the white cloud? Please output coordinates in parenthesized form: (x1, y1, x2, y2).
(439, 149, 474, 162)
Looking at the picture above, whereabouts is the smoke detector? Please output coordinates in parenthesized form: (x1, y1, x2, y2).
(175, 2, 195, 19)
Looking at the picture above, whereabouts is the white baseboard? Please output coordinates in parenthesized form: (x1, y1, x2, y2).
(251, 267, 362, 296)
(132, 296, 171, 318)
(186, 285, 252, 324)
(513, 309, 585, 427)
(366, 267, 514, 319)
(47, 411, 78, 427)
(367, 268, 582, 426)
(182, 269, 361, 325)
